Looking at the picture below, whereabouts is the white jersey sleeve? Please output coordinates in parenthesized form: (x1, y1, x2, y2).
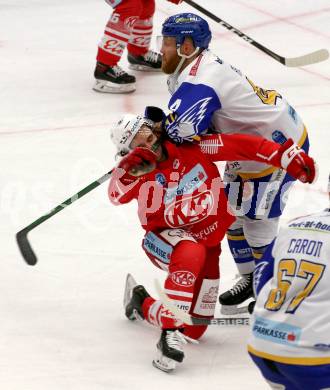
(248, 209, 330, 365)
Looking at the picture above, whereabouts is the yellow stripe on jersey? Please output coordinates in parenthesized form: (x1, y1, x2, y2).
(248, 345, 330, 365)
(165, 113, 177, 127)
(238, 126, 308, 180)
(252, 251, 263, 260)
(299, 125, 308, 146)
(239, 166, 278, 180)
(227, 234, 246, 241)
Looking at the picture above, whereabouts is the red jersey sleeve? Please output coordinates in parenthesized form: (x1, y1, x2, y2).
(108, 167, 143, 205)
(198, 133, 282, 167)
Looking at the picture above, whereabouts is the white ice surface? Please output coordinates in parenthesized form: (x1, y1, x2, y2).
(0, 1, 329, 389)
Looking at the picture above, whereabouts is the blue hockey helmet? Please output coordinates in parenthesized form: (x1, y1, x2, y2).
(162, 13, 212, 49)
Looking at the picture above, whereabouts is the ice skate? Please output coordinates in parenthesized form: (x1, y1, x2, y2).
(127, 50, 162, 71)
(219, 273, 254, 315)
(152, 329, 187, 373)
(93, 62, 136, 93)
(123, 273, 150, 321)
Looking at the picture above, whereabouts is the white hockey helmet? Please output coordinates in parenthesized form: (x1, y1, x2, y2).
(110, 113, 154, 155)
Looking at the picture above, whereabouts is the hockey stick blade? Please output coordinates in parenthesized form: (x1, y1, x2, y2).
(16, 228, 37, 266)
(15, 170, 113, 266)
(284, 49, 329, 67)
(154, 279, 249, 326)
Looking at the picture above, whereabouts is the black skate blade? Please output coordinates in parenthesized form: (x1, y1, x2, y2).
(123, 273, 138, 309)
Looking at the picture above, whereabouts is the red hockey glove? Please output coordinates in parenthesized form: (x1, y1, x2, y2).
(118, 147, 157, 181)
(274, 139, 317, 184)
(167, 0, 182, 4)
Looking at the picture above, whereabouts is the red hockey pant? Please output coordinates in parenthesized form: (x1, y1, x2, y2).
(141, 229, 220, 340)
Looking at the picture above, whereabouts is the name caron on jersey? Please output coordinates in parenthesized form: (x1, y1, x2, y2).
(287, 238, 323, 257)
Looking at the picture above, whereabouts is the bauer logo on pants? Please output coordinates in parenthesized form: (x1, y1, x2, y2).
(171, 271, 196, 287)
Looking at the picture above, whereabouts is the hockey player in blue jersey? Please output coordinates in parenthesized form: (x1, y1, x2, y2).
(248, 177, 330, 389)
(157, 12, 314, 314)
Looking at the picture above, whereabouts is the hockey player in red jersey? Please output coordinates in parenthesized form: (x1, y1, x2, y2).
(94, 0, 182, 93)
(108, 113, 316, 372)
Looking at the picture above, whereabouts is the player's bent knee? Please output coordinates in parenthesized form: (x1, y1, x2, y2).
(170, 241, 206, 274)
(183, 324, 208, 340)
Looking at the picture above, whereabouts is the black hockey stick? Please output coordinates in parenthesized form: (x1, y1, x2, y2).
(16, 170, 113, 266)
(183, 0, 329, 67)
(155, 279, 250, 326)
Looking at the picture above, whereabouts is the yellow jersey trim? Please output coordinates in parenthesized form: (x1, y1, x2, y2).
(227, 234, 246, 241)
(248, 345, 330, 365)
(252, 251, 263, 260)
(238, 126, 308, 180)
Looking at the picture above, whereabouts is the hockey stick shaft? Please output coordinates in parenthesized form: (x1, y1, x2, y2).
(154, 279, 250, 326)
(183, 0, 329, 67)
(16, 170, 112, 266)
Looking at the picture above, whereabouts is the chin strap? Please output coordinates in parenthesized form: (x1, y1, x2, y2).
(167, 46, 200, 94)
